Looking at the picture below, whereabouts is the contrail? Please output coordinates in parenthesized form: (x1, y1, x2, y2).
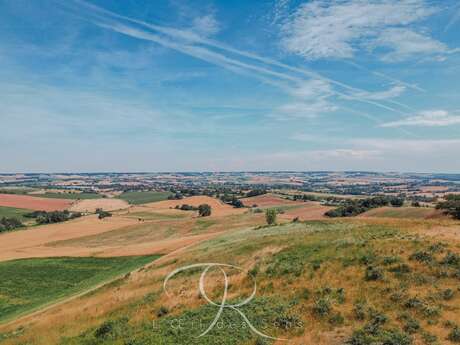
(60, 0, 414, 117)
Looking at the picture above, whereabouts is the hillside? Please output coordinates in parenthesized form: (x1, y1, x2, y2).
(1, 204, 460, 344)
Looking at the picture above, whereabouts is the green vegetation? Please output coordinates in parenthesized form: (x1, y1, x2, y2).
(326, 196, 405, 217)
(437, 194, 460, 220)
(96, 208, 112, 219)
(0, 255, 160, 322)
(0, 217, 24, 232)
(63, 297, 299, 345)
(198, 203, 212, 217)
(24, 210, 81, 224)
(118, 191, 173, 205)
(0, 206, 33, 222)
(265, 208, 277, 225)
(39, 192, 100, 200)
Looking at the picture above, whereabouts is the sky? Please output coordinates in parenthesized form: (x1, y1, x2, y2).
(0, 0, 459, 173)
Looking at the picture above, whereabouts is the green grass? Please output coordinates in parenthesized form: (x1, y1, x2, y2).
(0, 206, 34, 222)
(118, 191, 173, 205)
(126, 211, 187, 220)
(0, 255, 161, 323)
(63, 297, 299, 345)
(363, 207, 438, 219)
(38, 192, 101, 200)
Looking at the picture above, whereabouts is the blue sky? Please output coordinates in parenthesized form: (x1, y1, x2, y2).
(1, 0, 459, 172)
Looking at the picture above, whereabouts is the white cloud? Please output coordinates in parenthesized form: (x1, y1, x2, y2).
(348, 85, 406, 101)
(281, 0, 442, 61)
(273, 79, 338, 119)
(381, 110, 460, 127)
(191, 14, 220, 37)
(374, 28, 448, 62)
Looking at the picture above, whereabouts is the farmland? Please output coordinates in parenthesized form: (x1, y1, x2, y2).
(0, 255, 160, 323)
(0, 206, 33, 222)
(0, 194, 72, 211)
(0, 173, 459, 344)
(118, 191, 173, 205)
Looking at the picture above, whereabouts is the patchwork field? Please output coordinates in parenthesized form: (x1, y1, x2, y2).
(0, 194, 72, 211)
(144, 195, 247, 217)
(240, 193, 304, 208)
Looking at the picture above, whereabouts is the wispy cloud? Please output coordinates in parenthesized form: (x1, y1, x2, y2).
(280, 0, 449, 62)
(62, 0, 416, 122)
(347, 85, 406, 101)
(374, 28, 450, 62)
(381, 110, 460, 127)
(191, 14, 220, 37)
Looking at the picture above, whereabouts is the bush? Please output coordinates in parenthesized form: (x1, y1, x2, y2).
(0, 217, 24, 232)
(403, 318, 420, 334)
(313, 297, 331, 317)
(265, 208, 277, 225)
(448, 326, 460, 342)
(198, 204, 211, 217)
(96, 209, 112, 219)
(365, 266, 383, 281)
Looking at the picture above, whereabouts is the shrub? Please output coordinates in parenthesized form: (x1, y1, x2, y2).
(97, 209, 112, 219)
(410, 251, 433, 263)
(156, 306, 169, 317)
(329, 313, 344, 326)
(265, 208, 277, 225)
(365, 266, 383, 281)
(0, 217, 24, 232)
(441, 252, 460, 267)
(198, 204, 211, 217)
(312, 297, 331, 317)
(353, 302, 367, 321)
(448, 326, 460, 342)
(442, 289, 455, 301)
(403, 318, 420, 334)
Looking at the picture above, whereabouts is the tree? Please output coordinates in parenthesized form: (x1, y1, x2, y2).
(265, 208, 277, 225)
(198, 204, 212, 217)
(390, 197, 405, 207)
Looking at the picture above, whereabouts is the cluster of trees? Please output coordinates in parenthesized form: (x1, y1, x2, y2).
(175, 204, 198, 211)
(96, 208, 112, 219)
(245, 189, 267, 198)
(292, 194, 320, 202)
(437, 195, 460, 220)
(0, 217, 24, 232)
(174, 203, 212, 216)
(325, 196, 405, 218)
(24, 210, 82, 224)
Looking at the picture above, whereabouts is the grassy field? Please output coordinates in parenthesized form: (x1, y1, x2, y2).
(0, 206, 33, 222)
(362, 206, 440, 219)
(117, 191, 173, 205)
(0, 255, 160, 323)
(2, 214, 460, 344)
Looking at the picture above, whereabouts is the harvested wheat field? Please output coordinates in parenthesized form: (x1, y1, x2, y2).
(143, 195, 247, 217)
(0, 215, 138, 261)
(240, 193, 303, 208)
(69, 198, 129, 213)
(0, 193, 72, 211)
(279, 202, 333, 221)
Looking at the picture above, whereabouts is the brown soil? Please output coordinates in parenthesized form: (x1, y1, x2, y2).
(143, 196, 247, 217)
(0, 194, 72, 211)
(279, 202, 333, 221)
(68, 199, 129, 213)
